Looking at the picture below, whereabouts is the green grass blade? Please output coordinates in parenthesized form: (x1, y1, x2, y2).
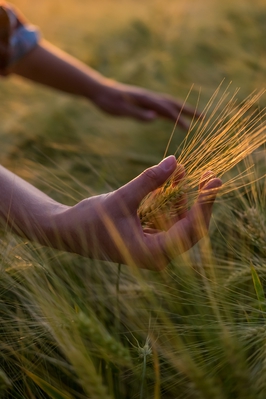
(24, 370, 75, 399)
(250, 264, 266, 313)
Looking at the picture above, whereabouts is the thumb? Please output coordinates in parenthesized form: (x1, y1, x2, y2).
(118, 156, 177, 209)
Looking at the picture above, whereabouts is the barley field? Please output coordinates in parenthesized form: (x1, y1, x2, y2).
(0, 0, 266, 398)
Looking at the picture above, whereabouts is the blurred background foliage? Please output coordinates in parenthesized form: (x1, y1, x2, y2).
(1, 0, 265, 202)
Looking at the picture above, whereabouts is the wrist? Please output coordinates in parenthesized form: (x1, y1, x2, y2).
(47, 199, 94, 256)
(34, 202, 71, 250)
(84, 75, 114, 103)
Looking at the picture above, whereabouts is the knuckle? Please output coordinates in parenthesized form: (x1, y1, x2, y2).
(142, 167, 157, 183)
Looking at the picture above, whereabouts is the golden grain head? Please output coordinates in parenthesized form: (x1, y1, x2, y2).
(138, 86, 266, 228)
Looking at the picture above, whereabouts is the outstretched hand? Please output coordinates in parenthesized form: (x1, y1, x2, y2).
(54, 156, 222, 269)
(8, 40, 198, 129)
(92, 81, 199, 130)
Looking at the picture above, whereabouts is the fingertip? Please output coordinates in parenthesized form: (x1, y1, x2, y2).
(199, 171, 221, 191)
(203, 177, 222, 191)
(121, 155, 177, 209)
(159, 155, 177, 173)
(198, 177, 222, 206)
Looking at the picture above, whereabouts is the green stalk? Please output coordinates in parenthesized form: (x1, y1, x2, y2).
(140, 353, 147, 399)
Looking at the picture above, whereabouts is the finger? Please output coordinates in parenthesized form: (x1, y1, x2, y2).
(98, 91, 158, 121)
(141, 97, 182, 122)
(199, 170, 217, 191)
(141, 164, 186, 231)
(168, 165, 188, 223)
(171, 164, 185, 187)
(195, 177, 222, 227)
(120, 101, 158, 121)
(170, 191, 188, 223)
(129, 91, 182, 121)
(135, 93, 201, 125)
(118, 156, 177, 210)
(178, 102, 202, 118)
(162, 177, 222, 256)
(143, 228, 161, 234)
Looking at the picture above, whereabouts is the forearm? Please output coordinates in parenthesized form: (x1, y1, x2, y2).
(7, 40, 109, 102)
(0, 165, 68, 245)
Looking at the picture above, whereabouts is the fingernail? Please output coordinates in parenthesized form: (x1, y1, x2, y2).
(159, 155, 177, 172)
(200, 171, 216, 189)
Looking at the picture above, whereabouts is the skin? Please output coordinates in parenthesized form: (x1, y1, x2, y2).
(0, 156, 222, 270)
(0, 10, 219, 268)
(7, 40, 199, 129)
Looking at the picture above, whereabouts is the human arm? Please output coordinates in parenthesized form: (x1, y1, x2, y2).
(8, 40, 197, 127)
(0, 3, 198, 128)
(0, 157, 221, 269)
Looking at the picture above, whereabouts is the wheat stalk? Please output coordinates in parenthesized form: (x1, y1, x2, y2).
(138, 85, 266, 228)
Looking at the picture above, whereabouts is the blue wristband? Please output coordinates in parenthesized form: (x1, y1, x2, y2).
(9, 23, 40, 66)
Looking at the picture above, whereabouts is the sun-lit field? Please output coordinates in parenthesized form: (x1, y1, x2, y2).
(1, 0, 266, 398)
(1, 0, 266, 194)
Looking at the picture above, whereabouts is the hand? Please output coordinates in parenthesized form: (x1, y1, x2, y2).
(53, 156, 222, 269)
(7, 40, 198, 129)
(92, 81, 199, 130)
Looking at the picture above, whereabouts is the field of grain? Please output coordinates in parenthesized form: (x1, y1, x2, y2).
(0, 0, 266, 398)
